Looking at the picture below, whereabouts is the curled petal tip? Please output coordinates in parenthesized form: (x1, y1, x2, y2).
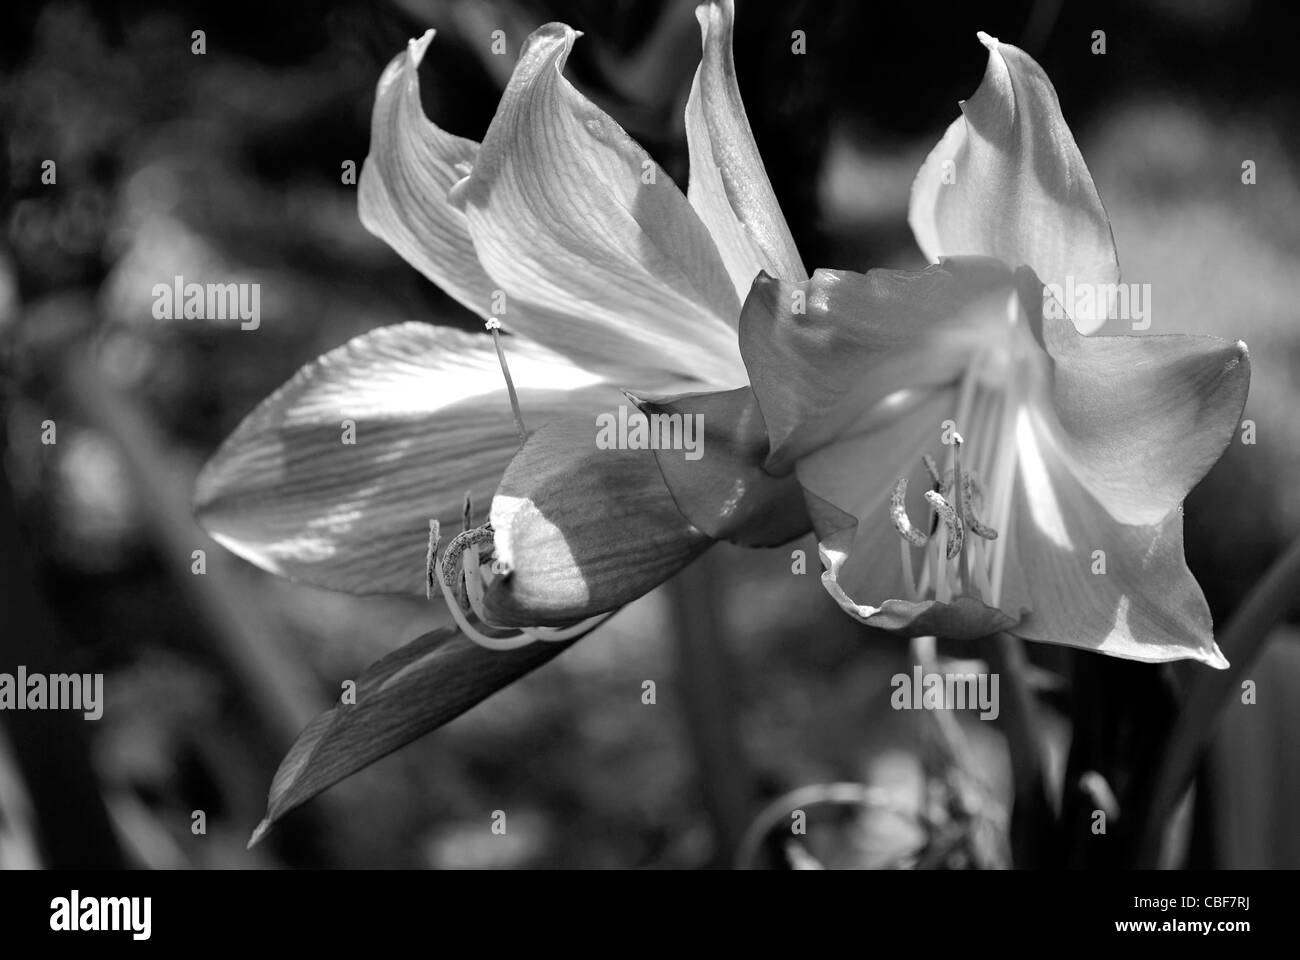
(529, 21, 578, 47)
(408, 29, 435, 63)
(976, 30, 1000, 50)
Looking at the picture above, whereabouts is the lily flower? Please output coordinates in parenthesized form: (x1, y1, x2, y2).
(194, 2, 808, 647)
(729, 34, 1249, 666)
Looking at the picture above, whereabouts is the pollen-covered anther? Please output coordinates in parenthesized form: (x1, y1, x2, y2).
(961, 474, 999, 541)
(890, 477, 931, 548)
(923, 489, 965, 559)
(438, 524, 496, 592)
(429, 521, 607, 649)
(426, 519, 441, 601)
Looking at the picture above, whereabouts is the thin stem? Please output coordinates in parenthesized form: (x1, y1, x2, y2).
(486, 320, 527, 447)
(987, 632, 1052, 867)
(667, 554, 753, 866)
(1134, 532, 1300, 866)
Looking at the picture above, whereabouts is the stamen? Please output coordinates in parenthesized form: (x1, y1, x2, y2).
(890, 478, 930, 548)
(950, 432, 971, 595)
(461, 526, 490, 621)
(961, 474, 999, 541)
(426, 519, 441, 601)
(436, 567, 533, 650)
(486, 318, 528, 449)
(438, 525, 496, 592)
(924, 490, 964, 560)
(922, 454, 942, 490)
(523, 615, 611, 643)
(899, 537, 918, 599)
(429, 512, 612, 649)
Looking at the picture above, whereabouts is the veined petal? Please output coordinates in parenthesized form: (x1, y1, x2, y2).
(908, 32, 1119, 333)
(1036, 301, 1250, 526)
(740, 257, 1017, 472)
(1010, 405, 1228, 667)
(358, 31, 497, 317)
(358, 30, 672, 389)
(685, 0, 807, 295)
(631, 386, 810, 547)
(195, 322, 618, 595)
(812, 493, 1019, 642)
(484, 413, 711, 626)
(457, 23, 747, 389)
(796, 387, 961, 607)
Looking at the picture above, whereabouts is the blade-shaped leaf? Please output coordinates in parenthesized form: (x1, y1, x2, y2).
(249, 626, 576, 846)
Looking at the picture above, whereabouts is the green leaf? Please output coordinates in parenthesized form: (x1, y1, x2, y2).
(249, 626, 575, 846)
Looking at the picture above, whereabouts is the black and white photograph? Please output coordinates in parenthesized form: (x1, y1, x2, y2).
(0, 0, 1295, 938)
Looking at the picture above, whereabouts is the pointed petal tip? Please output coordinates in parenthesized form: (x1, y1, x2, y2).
(1204, 643, 1230, 671)
(528, 21, 578, 49)
(408, 28, 435, 64)
(976, 30, 1000, 50)
(247, 818, 271, 849)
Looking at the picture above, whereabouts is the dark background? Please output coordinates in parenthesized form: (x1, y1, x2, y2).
(1, 0, 1298, 868)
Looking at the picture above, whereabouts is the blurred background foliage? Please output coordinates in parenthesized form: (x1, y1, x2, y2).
(1, 0, 1298, 868)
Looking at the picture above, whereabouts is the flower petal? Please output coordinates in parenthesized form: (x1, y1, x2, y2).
(685, 0, 807, 295)
(357, 31, 497, 317)
(812, 496, 1019, 641)
(795, 387, 965, 607)
(630, 386, 810, 547)
(1010, 405, 1228, 667)
(740, 257, 1017, 472)
(1036, 298, 1250, 526)
(456, 22, 747, 389)
(908, 32, 1118, 333)
(195, 322, 618, 595)
(484, 413, 711, 626)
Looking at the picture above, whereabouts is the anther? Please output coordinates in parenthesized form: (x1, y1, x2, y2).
(961, 474, 999, 541)
(890, 478, 930, 548)
(426, 519, 441, 601)
(924, 490, 964, 560)
(486, 318, 528, 448)
(438, 525, 496, 592)
(922, 454, 942, 490)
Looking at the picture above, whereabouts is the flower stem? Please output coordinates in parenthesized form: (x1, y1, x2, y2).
(987, 632, 1052, 867)
(1133, 532, 1300, 867)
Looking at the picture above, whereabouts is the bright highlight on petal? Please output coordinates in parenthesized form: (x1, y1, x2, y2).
(1014, 406, 1072, 551)
(456, 22, 748, 388)
(194, 323, 618, 595)
(685, 0, 807, 295)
